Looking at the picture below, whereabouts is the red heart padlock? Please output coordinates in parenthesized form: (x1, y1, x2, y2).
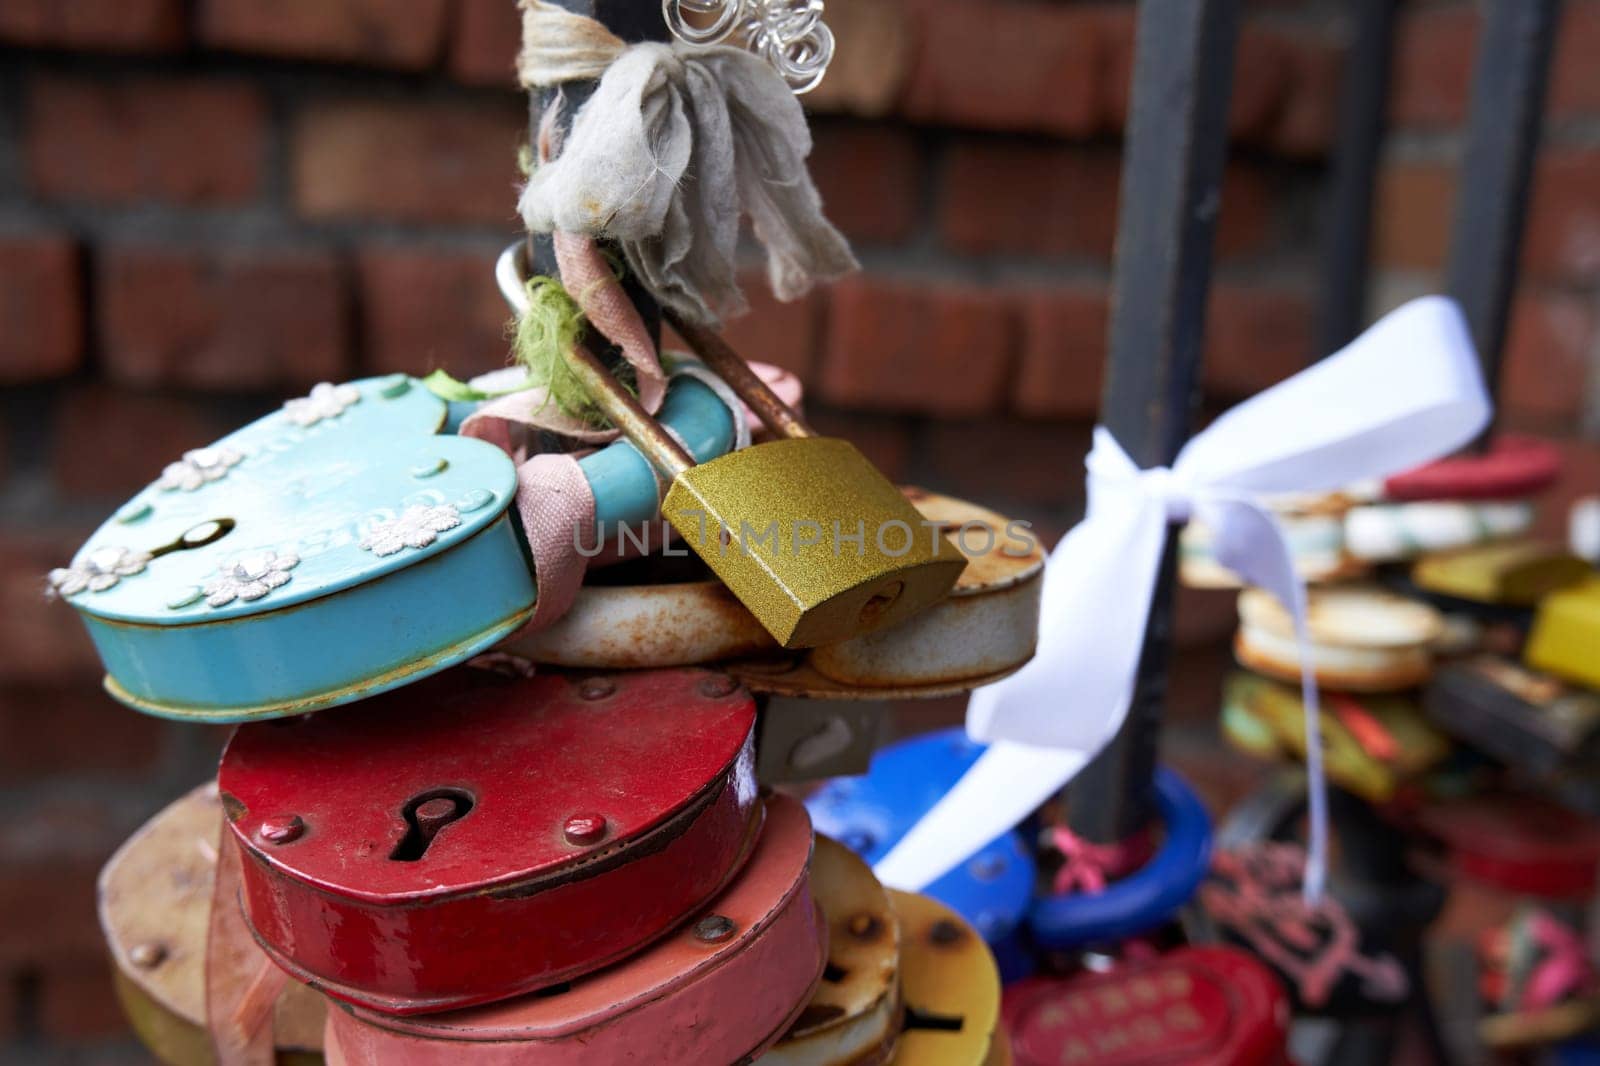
(322, 793, 825, 1065)
(1004, 946, 1291, 1066)
(219, 666, 761, 1015)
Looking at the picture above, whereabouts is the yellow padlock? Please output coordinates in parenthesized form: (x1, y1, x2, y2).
(565, 316, 967, 648)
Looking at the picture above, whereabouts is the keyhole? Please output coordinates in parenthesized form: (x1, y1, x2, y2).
(149, 518, 236, 559)
(389, 789, 473, 861)
(858, 580, 903, 626)
(903, 1006, 964, 1032)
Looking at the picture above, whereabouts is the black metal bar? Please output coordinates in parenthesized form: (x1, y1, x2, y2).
(1316, 0, 1397, 358)
(529, 1, 669, 342)
(1067, 0, 1242, 843)
(1445, 0, 1561, 422)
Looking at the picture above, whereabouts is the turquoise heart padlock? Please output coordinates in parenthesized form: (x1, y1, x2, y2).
(50, 372, 737, 722)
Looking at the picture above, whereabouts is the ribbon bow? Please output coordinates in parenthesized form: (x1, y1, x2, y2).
(874, 296, 1490, 903)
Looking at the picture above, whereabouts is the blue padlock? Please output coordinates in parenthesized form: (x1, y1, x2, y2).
(806, 727, 1037, 981)
(51, 372, 736, 722)
(1029, 766, 1212, 951)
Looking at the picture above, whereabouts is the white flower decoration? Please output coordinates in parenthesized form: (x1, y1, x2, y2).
(359, 504, 462, 557)
(203, 552, 300, 608)
(158, 447, 243, 492)
(48, 546, 151, 597)
(284, 382, 361, 427)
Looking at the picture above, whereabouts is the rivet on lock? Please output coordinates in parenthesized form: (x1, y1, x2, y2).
(322, 794, 826, 1065)
(218, 666, 761, 1014)
(561, 315, 967, 649)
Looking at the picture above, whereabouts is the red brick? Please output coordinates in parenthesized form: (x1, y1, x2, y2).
(198, 0, 450, 70)
(38, 959, 127, 1039)
(0, 531, 103, 686)
(359, 245, 514, 379)
(819, 276, 1015, 417)
(1373, 162, 1454, 271)
(1269, 33, 1343, 158)
(26, 75, 266, 207)
(922, 418, 1095, 507)
(0, 0, 183, 52)
(903, 0, 1100, 137)
(1203, 283, 1315, 398)
(804, 410, 914, 482)
(810, 124, 921, 245)
(292, 99, 524, 225)
(0, 682, 165, 779)
(1500, 290, 1596, 425)
(0, 234, 83, 384)
(451, 0, 521, 86)
(714, 281, 824, 383)
(1391, 4, 1476, 130)
(941, 142, 1121, 261)
(1394, 2, 1600, 127)
(1014, 286, 1108, 419)
(1096, 10, 1336, 153)
(802, 0, 914, 118)
(0, 860, 104, 968)
(941, 141, 1270, 262)
(1524, 149, 1600, 283)
(99, 244, 350, 391)
(1551, 2, 1600, 118)
(52, 386, 239, 499)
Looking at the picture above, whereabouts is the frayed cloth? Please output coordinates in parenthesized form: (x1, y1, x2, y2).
(517, 0, 856, 326)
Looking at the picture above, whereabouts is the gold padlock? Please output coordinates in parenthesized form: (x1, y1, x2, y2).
(565, 316, 966, 648)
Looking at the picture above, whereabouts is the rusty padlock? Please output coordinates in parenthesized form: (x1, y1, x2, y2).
(563, 316, 966, 649)
(218, 665, 761, 1015)
(100, 782, 328, 1066)
(322, 793, 826, 1065)
(762, 832, 1009, 1065)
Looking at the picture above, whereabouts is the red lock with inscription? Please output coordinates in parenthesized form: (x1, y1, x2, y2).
(218, 666, 761, 1015)
(1004, 946, 1291, 1066)
(322, 793, 825, 1065)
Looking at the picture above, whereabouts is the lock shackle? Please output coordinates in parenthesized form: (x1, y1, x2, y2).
(663, 310, 815, 442)
(562, 339, 697, 479)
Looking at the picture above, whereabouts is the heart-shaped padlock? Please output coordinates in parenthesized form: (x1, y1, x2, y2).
(219, 666, 761, 1014)
(322, 793, 824, 1064)
(50, 370, 740, 722)
(1004, 947, 1290, 1066)
(52, 375, 532, 720)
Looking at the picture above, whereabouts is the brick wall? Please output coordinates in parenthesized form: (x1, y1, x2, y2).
(0, 0, 1597, 1057)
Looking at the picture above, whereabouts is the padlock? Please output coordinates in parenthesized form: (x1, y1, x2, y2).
(1003, 947, 1291, 1066)
(885, 890, 1009, 1066)
(1182, 493, 1362, 588)
(321, 793, 825, 1065)
(1381, 432, 1562, 501)
(218, 666, 761, 1014)
(507, 489, 1042, 696)
(1425, 656, 1600, 780)
(98, 783, 326, 1065)
(47, 370, 741, 721)
(1234, 584, 1445, 692)
(1411, 541, 1593, 607)
(806, 729, 1037, 979)
(562, 316, 967, 648)
(1223, 671, 1450, 805)
(1527, 578, 1600, 690)
(758, 833, 903, 1064)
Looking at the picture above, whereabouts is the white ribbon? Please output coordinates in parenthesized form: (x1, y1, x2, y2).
(874, 296, 1490, 903)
